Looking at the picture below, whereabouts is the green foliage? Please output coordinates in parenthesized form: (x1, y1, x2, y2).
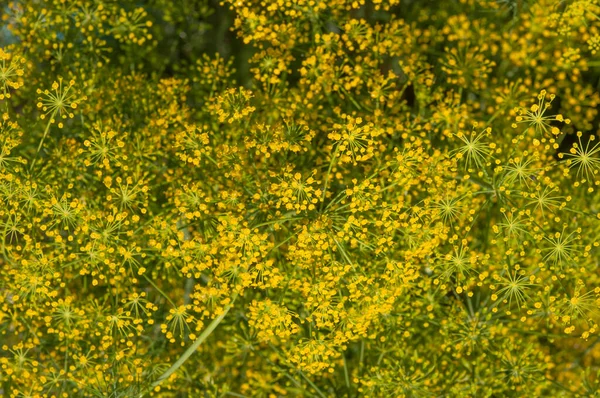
(1, 0, 600, 397)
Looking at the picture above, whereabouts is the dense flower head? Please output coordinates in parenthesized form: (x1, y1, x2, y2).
(1, 0, 600, 397)
(0, 48, 26, 100)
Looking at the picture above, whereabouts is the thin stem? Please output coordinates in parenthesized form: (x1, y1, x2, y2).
(224, 393, 249, 398)
(30, 112, 56, 172)
(342, 354, 351, 393)
(333, 236, 354, 267)
(282, 371, 303, 389)
(37, 113, 56, 153)
(298, 370, 327, 398)
(485, 109, 502, 126)
(142, 303, 234, 396)
(142, 274, 177, 308)
(267, 343, 327, 398)
(320, 145, 339, 211)
(183, 277, 194, 306)
(0, 217, 11, 263)
(268, 234, 294, 256)
(253, 216, 303, 229)
(359, 340, 364, 369)
(204, 153, 218, 166)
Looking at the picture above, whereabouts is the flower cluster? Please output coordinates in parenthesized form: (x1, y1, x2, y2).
(1, 0, 600, 397)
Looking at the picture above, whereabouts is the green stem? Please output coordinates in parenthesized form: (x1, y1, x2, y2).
(485, 109, 502, 126)
(0, 217, 11, 263)
(183, 278, 194, 306)
(320, 146, 339, 211)
(30, 112, 56, 172)
(298, 370, 327, 398)
(359, 340, 364, 370)
(143, 303, 234, 395)
(333, 236, 353, 267)
(204, 152, 218, 166)
(253, 216, 303, 229)
(342, 354, 351, 393)
(224, 393, 248, 398)
(268, 234, 294, 255)
(143, 274, 177, 308)
(267, 343, 326, 397)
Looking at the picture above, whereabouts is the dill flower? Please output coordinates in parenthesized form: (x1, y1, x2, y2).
(0, 49, 25, 100)
(561, 132, 600, 188)
(212, 87, 255, 124)
(1, 0, 600, 396)
(247, 299, 299, 343)
(36, 78, 86, 128)
(513, 90, 569, 136)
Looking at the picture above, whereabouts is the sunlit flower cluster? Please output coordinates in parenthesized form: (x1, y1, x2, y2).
(1, 0, 600, 397)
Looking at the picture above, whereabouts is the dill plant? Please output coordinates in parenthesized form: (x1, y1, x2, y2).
(0, 0, 600, 397)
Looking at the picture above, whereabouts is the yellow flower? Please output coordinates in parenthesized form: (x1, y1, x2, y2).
(0, 49, 25, 100)
(36, 78, 86, 128)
